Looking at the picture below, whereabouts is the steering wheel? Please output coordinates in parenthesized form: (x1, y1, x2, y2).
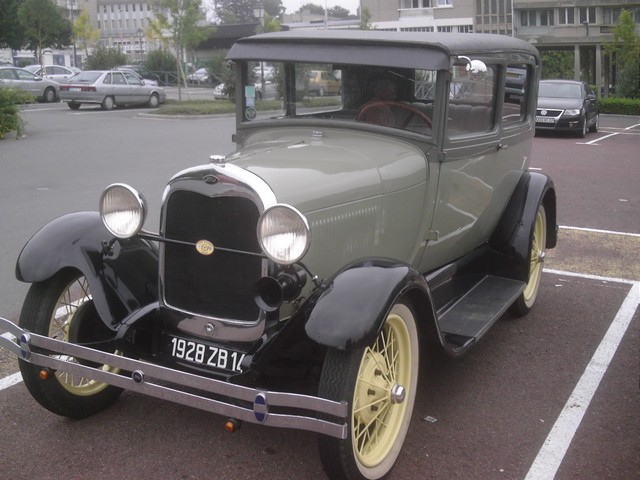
(357, 101, 432, 129)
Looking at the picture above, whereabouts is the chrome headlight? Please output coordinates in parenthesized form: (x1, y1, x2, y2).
(99, 184, 146, 239)
(257, 205, 310, 265)
(563, 108, 581, 117)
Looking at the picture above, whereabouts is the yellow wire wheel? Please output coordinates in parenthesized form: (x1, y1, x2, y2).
(319, 300, 419, 480)
(18, 270, 123, 418)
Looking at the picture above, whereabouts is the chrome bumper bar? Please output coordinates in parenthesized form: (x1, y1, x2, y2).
(0, 317, 348, 439)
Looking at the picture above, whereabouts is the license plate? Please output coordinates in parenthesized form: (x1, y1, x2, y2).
(169, 336, 246, 373)
(536, 116, 556, 124)
(69, 87, 81, 92)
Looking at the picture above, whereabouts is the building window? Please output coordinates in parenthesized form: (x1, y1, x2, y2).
(559, 7, 574, 25)
(520, 9, 554, 27)
(579, 7, 596, 24)
(437, 0, 453, 6)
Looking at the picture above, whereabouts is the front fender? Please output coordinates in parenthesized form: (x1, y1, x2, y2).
(16, 211, 159, 328)
(304, 258, 432, 350)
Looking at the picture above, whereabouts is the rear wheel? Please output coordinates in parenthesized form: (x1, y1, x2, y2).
(68, 102, 81, 110)
(18, 270, 123, 418)
(318, 300, 419, 480)
(43, 87, 57, 103)
(510, 204, 547, 317)
(101, 96, 115, 110)
(148, 93, 160, 108)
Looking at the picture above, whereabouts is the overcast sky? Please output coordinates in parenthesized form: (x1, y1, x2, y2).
(280, 0, 361, 16)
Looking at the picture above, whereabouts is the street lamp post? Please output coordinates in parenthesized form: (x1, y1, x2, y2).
(137, 28, 144, 62)
(253, 2, 265, 100)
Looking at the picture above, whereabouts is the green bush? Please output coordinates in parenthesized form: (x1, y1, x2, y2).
(0, 88, 35, 140)
(598, 97, 640, 115)
(84, 45, 127, 70)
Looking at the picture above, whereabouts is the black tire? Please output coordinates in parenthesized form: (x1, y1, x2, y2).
(318, 300, 419, 480)
(510, 204, 547, 317)
(43, 87, 57, 103)
(68, 102, 81, 110)
(589, 113, 599, 133)
(18, 269, 123, 419)
(101, 96, 115, 110)
(577, 115, 587, 138)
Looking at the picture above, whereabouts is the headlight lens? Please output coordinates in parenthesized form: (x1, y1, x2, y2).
(257, 205, 310, 265)
(99, 184, 146, 239)
(563, 108, 581, 117)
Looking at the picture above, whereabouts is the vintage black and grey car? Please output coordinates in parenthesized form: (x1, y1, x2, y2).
(0, 31, 557, 480)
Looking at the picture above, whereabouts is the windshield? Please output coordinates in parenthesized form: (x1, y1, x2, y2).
(239, 61, 437, 136)
(539, 82, 582, 99)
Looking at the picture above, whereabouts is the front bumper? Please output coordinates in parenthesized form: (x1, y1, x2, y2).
(0, 316, 348, 439)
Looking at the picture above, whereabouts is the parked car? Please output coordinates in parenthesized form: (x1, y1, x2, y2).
(0, 66, 59, 102)
(187, 67, 218, 85)
(213, 82, 261, 100)
(115, 64, 161, 86)
(307, 69, 341, 96)
(0, 32, 556, 480)
(535, 79, 599, 137)
(24, 64, 81, 83)
(59, 70, 166, 110)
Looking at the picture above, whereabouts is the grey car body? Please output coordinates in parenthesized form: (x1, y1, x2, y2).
(0, 66, 59, 102)
(24, 64, 81, 83)
(59, 70, 166, 110)
(535, 79, 599, 137)
(1, 32, 557, 480)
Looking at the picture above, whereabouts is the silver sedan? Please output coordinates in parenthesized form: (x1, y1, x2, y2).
(59, 70, 166, 110)
(0, 66, 60, 102)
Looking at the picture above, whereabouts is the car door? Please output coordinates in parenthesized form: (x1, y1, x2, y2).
(110, 72, 129, 104)
(13, 68, 44, 97)
(122, 71, 146, 104)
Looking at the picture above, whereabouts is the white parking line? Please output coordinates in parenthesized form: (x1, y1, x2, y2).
(525, 271, 639, 480)
(580, 122, 640, 145)
(560, 225, 640, 238)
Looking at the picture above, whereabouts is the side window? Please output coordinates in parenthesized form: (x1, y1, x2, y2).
(503, 64, 530, 126)
(447, 63, 496, 137)
(104, 73, 112, 84)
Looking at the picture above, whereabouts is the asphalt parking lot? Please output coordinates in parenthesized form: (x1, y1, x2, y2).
(0, 107, 638, 479)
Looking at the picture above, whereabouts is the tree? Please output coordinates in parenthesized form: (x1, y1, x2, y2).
(17, 0, 73, 66)
(263, 0, 284, 18)
(149, 0, 211, 94)
(540, 50, 574, 80)
(604, 9, 640, 98)
(0, 0, 24, 50)
(84, 45, 127, 70)
(73, 8, 100, 61)
(360, 7, 373, 30)
(214, 0, 257, 23)
(296, 3, 324, 15)
(328, 6, 350, 18)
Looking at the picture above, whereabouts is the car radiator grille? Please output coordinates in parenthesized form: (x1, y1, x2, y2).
(163, 190, 262, 321)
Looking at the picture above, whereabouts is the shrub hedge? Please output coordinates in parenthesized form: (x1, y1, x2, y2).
(598, 97, 640, 115)
(0, 88, 35, 140)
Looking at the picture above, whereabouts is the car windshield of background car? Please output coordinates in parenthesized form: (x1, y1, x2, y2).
(539, 83, 581, 99)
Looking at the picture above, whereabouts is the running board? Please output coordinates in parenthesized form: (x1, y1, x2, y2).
(438, 275, 525, 349)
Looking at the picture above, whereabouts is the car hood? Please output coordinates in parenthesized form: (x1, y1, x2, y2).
(227, 127, 429, 213)
(537, 96, 583, 110)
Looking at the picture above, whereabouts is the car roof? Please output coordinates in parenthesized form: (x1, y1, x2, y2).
(227, 31, 539, 70)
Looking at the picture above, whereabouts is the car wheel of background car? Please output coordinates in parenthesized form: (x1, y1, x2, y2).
(509, 204, 547, 317)
(578, 115, 587, 138)
(43, 86, 56, 103)
(148, 93, 160, 108)
(101, 96, 115, 111)
(589, 113, 599, 133)
(17, 269, 123, 419)
(67, 102, 81, 110)
(318, 300, 419, 480)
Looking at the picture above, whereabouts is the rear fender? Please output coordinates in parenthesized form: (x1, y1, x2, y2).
(304, 258, 438, 350)
(16, 211, 159, 329)
(490, 172, 557, 280)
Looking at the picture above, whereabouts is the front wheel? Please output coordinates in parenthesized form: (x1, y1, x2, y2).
(318, 300, 419, 480)
(148, 93, 160, 108)
(101, 96, 115, 110)
(18, 270, 123, 418)
(43, 87, 57, 103)
(510, 204, 547, 317)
